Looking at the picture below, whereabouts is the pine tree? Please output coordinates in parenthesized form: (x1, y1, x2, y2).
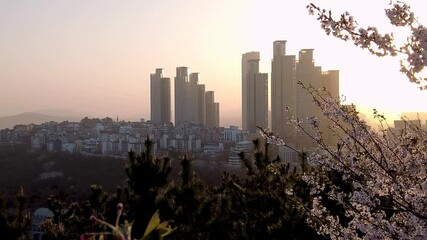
(125, 136, 171, 239)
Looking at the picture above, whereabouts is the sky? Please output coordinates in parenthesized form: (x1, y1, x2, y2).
(1, 0, 427, 127)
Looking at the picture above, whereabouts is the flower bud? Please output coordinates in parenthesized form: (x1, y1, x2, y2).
(89, 215, 97, 223)
(117, 203, 124, 211)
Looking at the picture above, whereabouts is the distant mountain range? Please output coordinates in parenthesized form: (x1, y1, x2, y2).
(0, 112, 80, 130)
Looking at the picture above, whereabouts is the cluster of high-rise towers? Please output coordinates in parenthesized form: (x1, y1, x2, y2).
(243, 40, 339, 150)
(150, 40, 339, 151)
(150, 67, 219, 128)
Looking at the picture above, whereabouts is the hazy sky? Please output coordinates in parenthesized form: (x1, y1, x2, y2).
(1, 0, 426, 127)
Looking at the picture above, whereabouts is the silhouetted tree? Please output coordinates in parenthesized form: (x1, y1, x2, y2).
(125, 136, 171, 239)
(205, 139, 323, 239)
(157, 155, 211, 239)
(0, 188, 32, 240)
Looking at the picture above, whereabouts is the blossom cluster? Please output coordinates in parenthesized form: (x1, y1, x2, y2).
(258, 2, 427, 237)
(258, 126, 287, 146)
(262, 80, 427, 238)
(307, 1, 427, 88)
(305, 85, 426, 239)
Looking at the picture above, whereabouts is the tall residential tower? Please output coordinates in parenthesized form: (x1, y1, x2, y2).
(295, 49, 322, 150)
(269, 41, 340, 155)
(320, 70, 340, 147)
(174, 67, 218, 128)
(206, 91, 220, 128)
(242, 52, 268, 133)
(174, 67, 189, 126)
(150, 68, 171, 124)
(271, 41, 297, 143)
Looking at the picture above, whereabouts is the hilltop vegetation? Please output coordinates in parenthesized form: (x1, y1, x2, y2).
(0, 139, 324, 240)
(0, 145, 237, 208)
(0, 145, 127, 205)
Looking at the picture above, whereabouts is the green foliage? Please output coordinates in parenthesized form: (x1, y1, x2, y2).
(142, 211, 174, 240)
(124, 136, 172, 239)
(157, 155, 209, 239)
(78, 208, 173, 240)
(2, 136, 345, 239)
(0, 146, 126, 208)
(0, 195, 7, 236)
(203, 138, 322, 239)
(0, 189, 32, 240)
(39, 218, 66, 240)
(158, 138, 324, 239)
(42, 184, 132, 239)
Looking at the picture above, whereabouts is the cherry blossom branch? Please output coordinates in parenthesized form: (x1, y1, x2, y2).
(308, 1, 427, 88)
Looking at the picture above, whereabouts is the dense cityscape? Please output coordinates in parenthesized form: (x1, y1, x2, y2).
(1, 40, 426, 168)
(2, 1, 427, 238)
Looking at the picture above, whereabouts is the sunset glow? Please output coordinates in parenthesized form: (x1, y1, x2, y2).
(1, 0, 427, 126)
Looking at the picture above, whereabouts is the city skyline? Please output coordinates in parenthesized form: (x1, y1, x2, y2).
(268, 42, 340, 150)
(150, 68, 171, 125)
(242, 52, 268, 133)
(173, 67, 219, 127)
(1, 1, 427, 127)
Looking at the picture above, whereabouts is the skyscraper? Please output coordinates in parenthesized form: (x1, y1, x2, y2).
(321, 70, 340, 147)
(242, 52, 259, 131)
(150, 68, 171, 124)
(197, 84, 206, 126)
(175, 67, 189, 126)
(242, 52, 268, 133)
(189, 73, 200, 123)
(174, 67, 214, 127)
(206, 91, 219, 128)
(271, 41, 296, 143)
(321, 70, 339, 102)
(296, 49, 322, 150)
(270, 41, 340, 152)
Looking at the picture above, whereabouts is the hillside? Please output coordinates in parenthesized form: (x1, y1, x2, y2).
(0, 112, 78, 129)
(0, 145, 128, 206)
(0, 145, 240, 209)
